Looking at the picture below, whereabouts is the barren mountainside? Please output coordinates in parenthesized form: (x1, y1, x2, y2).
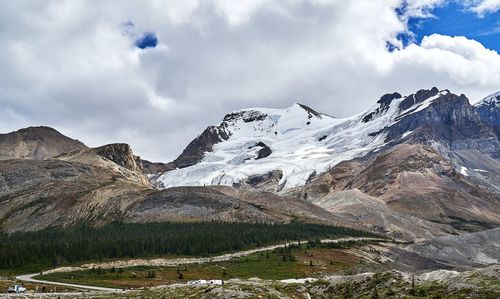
(0, 126, 86, 160)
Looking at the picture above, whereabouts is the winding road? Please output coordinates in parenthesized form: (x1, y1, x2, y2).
(15, 237, 384, 293)
(15, 273, 119, 292)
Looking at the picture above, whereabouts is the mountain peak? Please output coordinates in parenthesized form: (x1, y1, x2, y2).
(0, 126, 87, 160)
(475, 91, 500, 131)
(296, 103, 324, 119)
(476, 91, 500, 108)
(377, 92, 402, 105)
(17, 125, 59, 133)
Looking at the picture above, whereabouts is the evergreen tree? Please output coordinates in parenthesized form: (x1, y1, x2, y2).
(410, 275, 416, 295)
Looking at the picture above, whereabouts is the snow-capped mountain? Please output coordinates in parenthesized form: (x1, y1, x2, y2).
(158, 101, 389, 190)
(157, 88, 500, 191)
(476, 91, 500, 137)
(476, 91, 500, 109)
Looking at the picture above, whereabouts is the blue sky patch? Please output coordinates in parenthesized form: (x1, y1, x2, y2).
(135, 32, 158, 49)
(404, 2, 500, 52)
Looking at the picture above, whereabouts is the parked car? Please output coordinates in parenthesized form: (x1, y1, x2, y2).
(7, 285, 26, 294)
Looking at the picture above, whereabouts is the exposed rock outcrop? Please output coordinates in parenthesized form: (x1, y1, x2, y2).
(93, 143, 142, 172)
(386, 89, 498, 153)
(476, 92, 500, 139)
(141, 159, 175, 174)
(173, 125, 230, 168)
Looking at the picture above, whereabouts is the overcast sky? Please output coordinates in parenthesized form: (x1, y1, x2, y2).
(1, 0, 500, 162)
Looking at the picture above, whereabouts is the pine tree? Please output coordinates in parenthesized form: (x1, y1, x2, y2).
(410, 275, 416, 295)
(342, 283, 353, 298)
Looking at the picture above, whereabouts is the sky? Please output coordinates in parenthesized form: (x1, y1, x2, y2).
(1, 0, 500, 162)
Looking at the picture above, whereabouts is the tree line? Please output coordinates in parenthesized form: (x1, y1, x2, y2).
(0, 221, 374, 270)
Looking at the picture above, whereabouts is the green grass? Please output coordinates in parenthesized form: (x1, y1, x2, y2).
(0, 264, 51, 277)
(37, 240, 370, 289)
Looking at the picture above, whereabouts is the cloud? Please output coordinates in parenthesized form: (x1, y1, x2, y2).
(393, 34, 500, 86)
(468, 0, 500, 16)
(0, 0, 499, 161)
(399, 0, 446, 20)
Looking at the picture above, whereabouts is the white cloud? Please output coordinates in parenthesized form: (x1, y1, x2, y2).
(468, 0, 500, 16)
(0, 0, 499, 161)
(393, 34, 500, 86)
(401, 0, 446, 19)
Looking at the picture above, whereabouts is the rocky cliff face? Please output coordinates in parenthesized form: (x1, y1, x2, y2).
(55, 143, 150, 186)
(93, 143, 143, 172)
(476, 92, 500, 138)
(476, 92, 500, 122)
(0, 126, 86, 160)
(173, 125, 230, 168)
(382, 89, 498, 154)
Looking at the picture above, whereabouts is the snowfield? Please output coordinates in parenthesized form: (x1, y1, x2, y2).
(475, 91, 500, 109)
(158, 91, 448, 190)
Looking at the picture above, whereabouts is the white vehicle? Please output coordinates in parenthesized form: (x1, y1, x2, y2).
(7, 285, 26, 294)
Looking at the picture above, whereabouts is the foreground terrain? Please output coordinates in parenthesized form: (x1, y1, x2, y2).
(4, 237, 499, 298)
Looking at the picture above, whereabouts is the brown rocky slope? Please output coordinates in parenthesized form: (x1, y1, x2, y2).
(0, 126, 86, 160)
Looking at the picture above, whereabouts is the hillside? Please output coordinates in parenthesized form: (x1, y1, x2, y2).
(0, 126, 86, 160)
